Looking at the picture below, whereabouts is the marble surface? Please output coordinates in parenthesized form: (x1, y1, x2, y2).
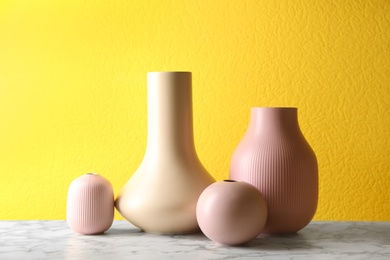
(0, 221, 389, 259)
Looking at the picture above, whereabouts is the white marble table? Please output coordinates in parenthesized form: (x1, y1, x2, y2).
(0, 221, 389, 259)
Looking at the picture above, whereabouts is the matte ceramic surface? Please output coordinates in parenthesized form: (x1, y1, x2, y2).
(196, 180, 267, 246)
(115, 72, 215, 234)
(230, 107, 318, 234)
(66, 173, 114, 235)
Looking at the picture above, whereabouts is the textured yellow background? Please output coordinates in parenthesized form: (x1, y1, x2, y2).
(0, 0, 389, 220)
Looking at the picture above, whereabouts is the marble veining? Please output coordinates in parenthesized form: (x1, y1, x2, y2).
(0, 221, 389, 259)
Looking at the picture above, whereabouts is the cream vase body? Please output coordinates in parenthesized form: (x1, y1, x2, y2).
(115, 72, 215, 234)
(230, 107, 318, 234)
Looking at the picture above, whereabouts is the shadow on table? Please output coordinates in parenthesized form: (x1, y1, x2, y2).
(245, 222, 390, 250)
(104, 227, 143, 236)
(103, 228, 209, 239)
(245, 232, 315, 250)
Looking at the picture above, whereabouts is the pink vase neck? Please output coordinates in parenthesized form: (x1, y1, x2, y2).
(248, 107, 301, 136)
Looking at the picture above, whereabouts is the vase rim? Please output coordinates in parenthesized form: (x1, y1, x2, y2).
(148, 71, 192, 74)
(251, 107, 297, 110)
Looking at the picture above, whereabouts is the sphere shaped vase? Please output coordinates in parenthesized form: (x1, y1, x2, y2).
(196, 180, 267, 246)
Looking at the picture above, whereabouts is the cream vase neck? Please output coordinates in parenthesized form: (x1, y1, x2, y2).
(145, 72, 196, 160)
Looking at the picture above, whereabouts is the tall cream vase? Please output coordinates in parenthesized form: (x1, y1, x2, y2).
(115, 72, 215, 234)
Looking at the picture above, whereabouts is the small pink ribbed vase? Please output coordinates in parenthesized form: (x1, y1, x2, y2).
(230, 107, 318, 234)
(66, 173, 114, 235)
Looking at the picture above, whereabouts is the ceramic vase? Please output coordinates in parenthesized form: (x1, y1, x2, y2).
(115, 71, 215, 234)
(230, 107, 318, 234)
(66, 173, 114, 235)
(196, 180, 267, 246)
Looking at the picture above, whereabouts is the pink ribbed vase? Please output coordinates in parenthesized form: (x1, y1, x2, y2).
(229, 107, 318, 234)
(66, 173, 114, 235)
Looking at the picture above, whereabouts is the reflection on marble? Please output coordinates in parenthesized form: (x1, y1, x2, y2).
(0, 221, 389, 259)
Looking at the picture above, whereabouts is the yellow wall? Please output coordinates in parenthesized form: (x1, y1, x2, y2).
(0, 0, 389, 221)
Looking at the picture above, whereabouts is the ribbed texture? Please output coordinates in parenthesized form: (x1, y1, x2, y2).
(230, 108, 318, 234)
(243, 137, 309, 206)
(66, 174, 114, 235)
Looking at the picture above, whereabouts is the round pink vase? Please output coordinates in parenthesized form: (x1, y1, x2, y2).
(66, 173, 114, 235)
(230, 107, 318, 234)
(196, 180, 267, 246)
